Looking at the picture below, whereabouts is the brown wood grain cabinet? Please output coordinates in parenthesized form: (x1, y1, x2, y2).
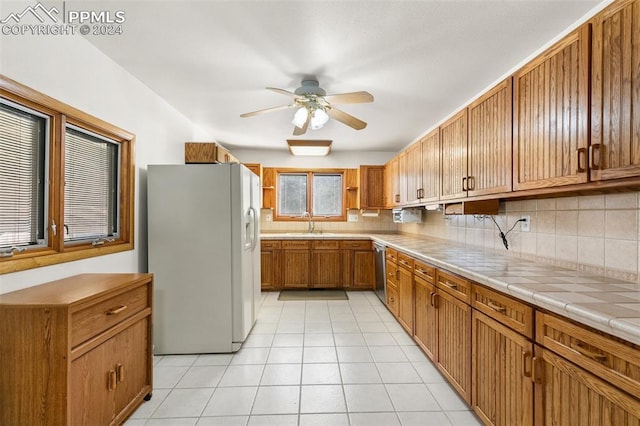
(513, 25, 590, 191)
(260, 240, 281, 291)
(420, 129, 441, 203)
(396, 253, 415, 334)
(413, 266, 437, 360)
(0, 273, 153, 426)
(345, 169, 360, 210)
(467, 78, 513, 196)
(405, 142, 423, 205)
(385, 248, 400, 316)
(440, 109, 469, 200)
(385, 156, 400, 208)
(359, 165, 386, 209)
(398, 151, 409, 206)
(262, 167, 276, 209)
(311, 240, 342, 288)
(591, 0, 640, 182)
(282, 240, 311, 288)
(341, 240, 375, 290)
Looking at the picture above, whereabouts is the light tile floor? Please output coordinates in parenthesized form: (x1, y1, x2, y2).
(126, 291, 481, 425)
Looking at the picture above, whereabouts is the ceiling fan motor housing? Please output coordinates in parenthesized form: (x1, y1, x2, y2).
(295, 79, 326, 97)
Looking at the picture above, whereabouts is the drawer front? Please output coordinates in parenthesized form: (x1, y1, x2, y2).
(261, 240, 282, 250)
(414, 260, 435, 283)
(340, 240, 371, 250)
(385, 259, 397, 285)
(71, 284, 150, 348)
(436, 270, 471, 304)
(536, 312, 640, 397)
(386, 248, 398, 262)
(397, 253, 414, 271)
(312, 240, 341, 250)
(386, 283, 399, 316)
(282, 240, 311, 250)
(473, 284, 534, 339)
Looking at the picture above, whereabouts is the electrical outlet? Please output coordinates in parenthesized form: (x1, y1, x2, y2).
(521, 216, 530, 232)
(347, 212, 359, 222)
(264, 211, 273, 222)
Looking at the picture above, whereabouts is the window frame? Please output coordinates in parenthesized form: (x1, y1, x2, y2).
(0, 75, 135, 274)
(274, 168, 347, 222)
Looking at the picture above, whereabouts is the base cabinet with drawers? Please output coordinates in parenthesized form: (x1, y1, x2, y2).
(0, 273, 153, 426)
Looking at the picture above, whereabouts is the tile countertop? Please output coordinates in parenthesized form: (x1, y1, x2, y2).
(261, 232, 640, 346)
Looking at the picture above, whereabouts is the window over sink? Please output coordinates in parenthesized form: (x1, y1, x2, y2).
(275, 169, 346, 221)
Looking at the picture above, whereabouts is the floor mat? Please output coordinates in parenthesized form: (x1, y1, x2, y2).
(277, 290, 349, 301)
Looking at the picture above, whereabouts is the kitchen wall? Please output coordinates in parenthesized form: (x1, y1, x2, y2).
(261, 209, 398, 234)
(400, 191, 640, 283)
(0, 34, 194, 294)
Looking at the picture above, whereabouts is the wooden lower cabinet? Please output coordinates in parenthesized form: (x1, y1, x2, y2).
(282, 249, 310, 288)
(414, 274, 437, 360)
(534, 345, 640, 425)
(0, 273, 153, 426)
(261, 241, 281, 290)
(342, 240, 375, 289)
(311, 249, 342, 288)
(397, 265, 414, 334)
(386, 282, 399, 317)
(472, 310, 534, 426)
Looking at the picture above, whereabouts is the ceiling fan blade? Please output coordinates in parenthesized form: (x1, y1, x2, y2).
(293, 115, 310, 136)
(327, 107, 367, 130)
(324, 91, 374, 104)
(240, 104, 294, 118)
(267, 87, 299, 98)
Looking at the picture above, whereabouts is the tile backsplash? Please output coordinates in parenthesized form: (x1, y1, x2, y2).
(399, 192, 640, 283)
(260, 209, 398, 234)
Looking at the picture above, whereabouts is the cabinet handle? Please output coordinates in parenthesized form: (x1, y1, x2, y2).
(351, 244, 360, 247)
(441, 280, 457, 290)
(590, 144, 602, 170)
(467, 176, 475, 191)
(116, 363, 124, 382)
(486, 300, 507, 314)
(106, 305, 128, 315)
(395, 194, 400, 203)
(429, 292, 435, 307)
(387, 272, 395, 278)
(395, 270, 400, 280)
(576, 147, 588, 173)
(522, 351, 532, 378)
(108, 370, 117, 391)
(430, 292, 439, 309)
(570, 341, 607, 362)
(462, 177, 467, 191)
(531, 356, 543, 384)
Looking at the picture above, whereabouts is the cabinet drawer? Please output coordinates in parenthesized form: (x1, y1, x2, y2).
(472, 284, 533, 339)
(71, 284, 150, 348)
(261, 240, 282, 250)
(414, 260, 435, 282)
(312, 240, 341, 250)
(340, 240, 371, 250)
(536, 312, 640, 397)
(397, 252, 414, 271)
(436, 270, 471, 304)
(386, 283, 399, 316)
(282, 240, 311, 249)
(386, 248, 398, 262)
(385, 259, 397, 285)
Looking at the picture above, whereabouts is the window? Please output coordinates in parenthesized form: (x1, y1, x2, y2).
(0, 75, 134, 274)
(275, 170, 345, 221)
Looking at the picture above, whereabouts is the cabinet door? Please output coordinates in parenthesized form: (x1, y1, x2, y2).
(261, 249, 281, 290)
(282, 250, 310, 288)
(513, 25, 590, 190)
(385, 157, 399, 208)
(397, 267, 414, 334)
(420, 129, 440, 203)
(70, 335, 117, 425)
(534, 346, 640, 425)
(591, 0, 640, 181)
(468, 78, 513, 196)
(405, 142, 422, 204)
(398, 151, 408, 206)
(436, 289, 472, 403)
(386, 283, 399, 318)
(472, 311, 534, 426)
(311, 250, 342, 288)
(359, 165, 386, 209)
(352, 250, 375, 289)
(414, 276, 437, 360)
(440, 109, 468, 200)
(113, 318, 152, 420)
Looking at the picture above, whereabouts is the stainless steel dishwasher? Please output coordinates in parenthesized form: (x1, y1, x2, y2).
(374, 242, 386, 303)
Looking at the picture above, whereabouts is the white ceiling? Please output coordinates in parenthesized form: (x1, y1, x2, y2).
(85, 0, 602, 153)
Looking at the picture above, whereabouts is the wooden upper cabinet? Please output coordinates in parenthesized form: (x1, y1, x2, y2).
(420, 128, 440, 203)
(262, 167, 276, 209)
(468, 78, 513, 196)
(359, 165, 386, 209)
(345, 168, 360, 209)
(385, 156, 399, 208)
(591, 0, 640, 181)
(398, 151, 408, 206)
(440, 109, 468, 200)
(513, 25, 590, 190)
(405, 142, 422, 205)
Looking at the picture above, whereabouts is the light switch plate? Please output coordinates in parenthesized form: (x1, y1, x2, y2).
(521, 215, 530, 232)
(347, 212, 359, 222)
(264, 211, 273, 222)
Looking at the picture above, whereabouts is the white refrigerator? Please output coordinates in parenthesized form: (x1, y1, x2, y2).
(147, 163, 261, 354)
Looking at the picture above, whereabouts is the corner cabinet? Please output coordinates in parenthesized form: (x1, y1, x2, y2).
(513, 25, 590, 190)
(0, 273, 153, 426)
(591, 0, 640, 181)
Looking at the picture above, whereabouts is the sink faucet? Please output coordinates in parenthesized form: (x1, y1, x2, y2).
(301, 211, 314, 234)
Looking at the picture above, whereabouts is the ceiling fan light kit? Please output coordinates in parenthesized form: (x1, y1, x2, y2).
(241, 78, 374, 137)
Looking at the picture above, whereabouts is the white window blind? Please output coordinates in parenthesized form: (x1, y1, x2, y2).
(64, 127, 119, 242)
(0, 101, 47, 248)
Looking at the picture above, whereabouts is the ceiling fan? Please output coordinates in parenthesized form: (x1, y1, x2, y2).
(240, 79, 374, 136)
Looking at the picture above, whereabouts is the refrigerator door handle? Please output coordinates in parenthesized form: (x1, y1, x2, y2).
(249, 206, 258, 250)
